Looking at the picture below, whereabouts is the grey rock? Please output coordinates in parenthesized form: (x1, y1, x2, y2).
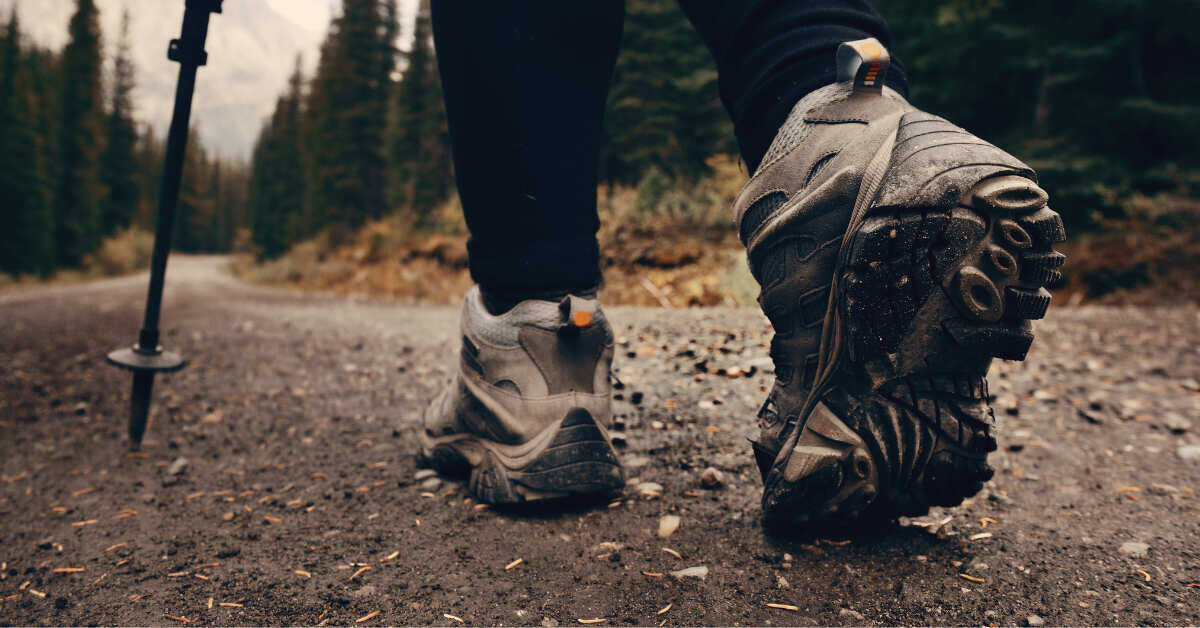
(1148, 483, 1178, 496)
(413, 469, 438, 481)
(699, 467, 726, 489)
(540, 618, 559, 628)
(1177, 445, 1200, 461)
(635, 482, 664, 499)
(624, 454, 652, 469)
(419, 477, 442, 491)
(1163, 413, 1192, 434)
(838, 609, 865, 622)
(166, 457, 189, 476)
(657, 514, 681, 538)
(669, 565, 708, 580)
(1119, 541, 1149, 558)
(1026, 614, 1045, 627)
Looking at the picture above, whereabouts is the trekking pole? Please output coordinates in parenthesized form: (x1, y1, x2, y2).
(106, 0, 222, 449)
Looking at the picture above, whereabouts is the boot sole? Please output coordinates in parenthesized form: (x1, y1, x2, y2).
(763, 170, 1065, 528)
(419, 407, 625, 505)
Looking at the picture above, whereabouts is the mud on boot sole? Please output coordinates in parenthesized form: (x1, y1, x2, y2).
(837, 173, 1062, 520)
(762, 173, 1064, 528)
(421, 408, 625, 505)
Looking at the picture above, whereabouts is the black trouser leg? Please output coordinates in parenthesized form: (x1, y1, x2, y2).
(678, 0, 909, 172)
(432, 1, 625, 299)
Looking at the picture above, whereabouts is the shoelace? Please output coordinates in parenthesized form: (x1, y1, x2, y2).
(774, 125, 901, 473)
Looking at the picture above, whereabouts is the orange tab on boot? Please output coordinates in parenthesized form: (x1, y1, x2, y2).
(572, 310, 592, 328)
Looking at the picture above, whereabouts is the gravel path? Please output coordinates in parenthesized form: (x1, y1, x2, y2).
(1, 256, 1197, 626)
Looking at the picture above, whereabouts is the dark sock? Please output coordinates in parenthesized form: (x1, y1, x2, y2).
(480, 286, 600, 316)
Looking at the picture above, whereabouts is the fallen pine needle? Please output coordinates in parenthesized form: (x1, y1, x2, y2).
(51, 567, 85, 574)
(578, 619, 606, 624)
(91, 572, 108, 585)
(380, 551, 400, 563)
(656, 603, 672, 615)
(349, 566, 371, 581)
(72, 519, 98, 527)
(661, 547, 682, 560)
(294, 570, 312, 579)
(419, 492, 436, 498)
(207, 597, 214, 609)
(765, 603, 798, 611)
(186, 492, 205, 500)
(642, 571, 662, 578)
(116, 558, 130, 567)
(263, 515, 282, 524)
(167, 571, 189, 578)
(164, 613, 189, 623)
(473, 503, 489, 511)
(505, 558, 524, 571)
(1136, 569, 1151, 582)
(822, 539, 851, 546)
(443, 614, 464, 623)
(104, 542, 127, 552)
(959, 574, 985, 584)
(194, 574, 210, 581)
(607, 500, 622, 509)
(1115, 486, 1140, 493)
(219, 602, 244, 608)
(979, 517, 997, 528)
(28, 589, 46, 598)
(196, 562, 219, 568)
(356, 611, 381, 623)
(73, 487, 94, 497)
(969, 532, 993, 541)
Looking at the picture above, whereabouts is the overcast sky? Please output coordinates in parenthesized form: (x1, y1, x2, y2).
(0, 0, 417, 160)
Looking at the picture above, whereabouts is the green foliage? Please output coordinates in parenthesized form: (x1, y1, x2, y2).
(601, 0, 734, 184)
(302, 0, 396, 242)
(0, 4, 246, 278)
(878, 0, 1200, 233)
(53, 0, 105, 267)
(386, 0, 452, 224)
(249, 60, 306, 259)
(0, 10, 54, 275)
(98, 9, 138, 238)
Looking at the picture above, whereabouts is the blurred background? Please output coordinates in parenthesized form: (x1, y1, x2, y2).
(0, 0, 1196, 306)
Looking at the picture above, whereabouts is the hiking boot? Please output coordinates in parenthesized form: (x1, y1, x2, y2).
(419, 287, 625, 504)
(735, 39, 1066, 528)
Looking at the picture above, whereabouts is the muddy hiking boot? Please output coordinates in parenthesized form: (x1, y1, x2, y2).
(736, 39, 1066, 528)
(420, 287, 625, 504)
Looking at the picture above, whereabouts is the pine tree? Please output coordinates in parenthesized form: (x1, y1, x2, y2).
(0, 10, 55, 274)
(249, 57, 306, 258)
(99, 9, 138, 237)
(386, 0, 452, 223)
(601, 0, 733, 185)
(303, 0, 396, 242)
(54, 0, 105, 267)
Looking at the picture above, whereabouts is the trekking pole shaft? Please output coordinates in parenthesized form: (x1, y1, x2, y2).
(138, 6, 212, 352)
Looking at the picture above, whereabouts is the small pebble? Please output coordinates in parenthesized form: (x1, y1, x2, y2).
(1026, 614, 1045, 627)
(166, 457, 189, 476)
(699, 467, 726, 489)
(1179, 445, 1200, 461)
(657, 514, 681, 538)
(414, 469, 438, 481)
(636, 482, 664, 499)
(1119, 542, 1149, 558)
(838, 609, 865, 621)
(669, 565, 707, 580)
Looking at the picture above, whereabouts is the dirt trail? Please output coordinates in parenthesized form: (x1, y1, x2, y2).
(1, 256, 1197, 626)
